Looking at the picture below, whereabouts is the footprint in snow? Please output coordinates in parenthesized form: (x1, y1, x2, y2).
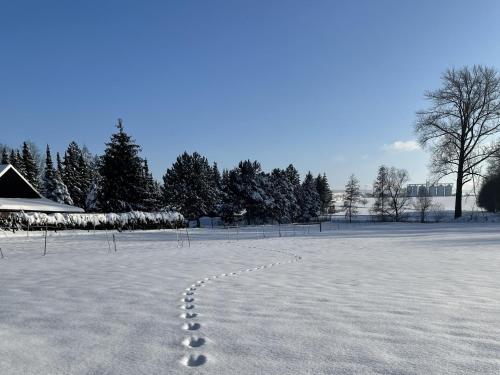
(182, 322, 201, 331)
(180, 312, 197, 319)
(183, 336, 206, 348)
(182, 297, 194, 303)
(181, 354, 207, 367)
(181, 304, 195, 310)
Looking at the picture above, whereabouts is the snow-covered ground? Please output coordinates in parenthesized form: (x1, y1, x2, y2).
(1, 224, 500, 374)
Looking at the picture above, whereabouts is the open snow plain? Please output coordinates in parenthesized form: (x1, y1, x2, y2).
(1, 223, 500, 374)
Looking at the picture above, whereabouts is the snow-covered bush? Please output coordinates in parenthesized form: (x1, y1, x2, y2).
(1, 211, 184, 231)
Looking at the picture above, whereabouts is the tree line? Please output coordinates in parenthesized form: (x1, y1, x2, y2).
(343, 167, 444, 223)
(1, 120, 332, 224)
(5, 64, 500, 219)
(162, 154, 332, 225)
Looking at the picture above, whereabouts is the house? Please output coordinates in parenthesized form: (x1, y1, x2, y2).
(0, 164, 84, 216)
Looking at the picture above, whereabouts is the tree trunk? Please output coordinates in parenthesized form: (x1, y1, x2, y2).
(454, 162, 464, 219)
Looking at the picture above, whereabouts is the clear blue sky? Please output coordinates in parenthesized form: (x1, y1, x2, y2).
(2, 0, 500, 189)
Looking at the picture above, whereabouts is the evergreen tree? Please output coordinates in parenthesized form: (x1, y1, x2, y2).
(10, 150, 18, 169)
(52, 170, 74, 205)
(284, 164, 301, 222)
(99, 119, 148, 212)
(60, 142, 96, 209)
(298, 171, 321, 221)
(268, 168, 295, 223)
(343, 174, 361, 223)
(142, 159, 162, 211)
(316, 173, 333, 214)
(225, 160, 270, 225)
(478, 152, 500, 212)
(13, 150, 24, 175)
(56, 152, 63, 175)
(62, 142, 85, 207)
(1, 148, 9, 164)
(42, 145, 56, 198)
(478, 174, 500, 212)
(162, 152, 218, 225)
(85, 156, 102, 212)
(79, 145, 96, 209)
(372, 165, 389, 221)
(209, 162, 222, 218)
(219, 169, 241, 223)
(21, 142, 40, 189)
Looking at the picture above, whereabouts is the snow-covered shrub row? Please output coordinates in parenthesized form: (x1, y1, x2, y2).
(2, 211, 184, 230)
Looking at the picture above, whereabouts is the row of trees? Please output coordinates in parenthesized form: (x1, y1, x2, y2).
(1, 120, 162, 213)
(162, 153, 333, 225)
(2, 121, 332, 224)
(342, 166, 411, 222)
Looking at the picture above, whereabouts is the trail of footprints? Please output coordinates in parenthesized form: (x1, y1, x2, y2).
(179, 246, 302, 368)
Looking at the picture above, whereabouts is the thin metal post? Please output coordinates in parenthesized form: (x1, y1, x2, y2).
(0, 247, 4, 259)
(112, 234, 117, 252)
(185, 227, 191, 247)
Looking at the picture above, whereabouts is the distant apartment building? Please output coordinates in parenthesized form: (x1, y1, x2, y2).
(406, 183, 453, 197)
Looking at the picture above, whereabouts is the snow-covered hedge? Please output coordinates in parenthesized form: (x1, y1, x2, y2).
(1, 211, 185, 231)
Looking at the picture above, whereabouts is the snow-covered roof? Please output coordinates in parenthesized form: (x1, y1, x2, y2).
(0, 197, 84, 213)
(0, 164, 9, 175)
(0, 163, 42, 198)
(0, 164, 84, 213)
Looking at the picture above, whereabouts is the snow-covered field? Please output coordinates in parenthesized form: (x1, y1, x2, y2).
(1, 224, 500, 374)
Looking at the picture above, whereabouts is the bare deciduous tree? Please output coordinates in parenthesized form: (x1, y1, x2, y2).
(415, 65, 500, 218)
(386, 167, 410, 222)
(412, 187, 433, 223)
